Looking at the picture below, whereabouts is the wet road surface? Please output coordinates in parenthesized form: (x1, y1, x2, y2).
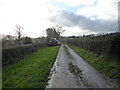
(46, 45, 118, 88)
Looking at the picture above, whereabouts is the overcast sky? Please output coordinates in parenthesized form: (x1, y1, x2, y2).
(0, 0, 119, 37)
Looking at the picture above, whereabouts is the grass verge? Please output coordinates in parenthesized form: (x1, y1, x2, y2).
(0, 70, 2, 89)
(68, 45, 120, 79)
(3, 46, 60, 88)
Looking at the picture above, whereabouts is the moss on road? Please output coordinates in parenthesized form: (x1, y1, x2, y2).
(3, 46, 60, 88)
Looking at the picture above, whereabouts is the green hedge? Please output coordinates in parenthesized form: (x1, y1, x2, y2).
(66, 33, 120, 60)
(2, 43, 47, 66)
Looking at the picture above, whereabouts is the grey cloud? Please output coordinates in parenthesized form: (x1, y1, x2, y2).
(48, 10, 117, 33)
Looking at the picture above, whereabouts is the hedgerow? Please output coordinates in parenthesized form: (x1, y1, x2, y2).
(66, 33, 120, 60)
(2, 43, 47, 66)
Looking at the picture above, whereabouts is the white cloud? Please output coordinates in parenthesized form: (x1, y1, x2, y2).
(63, 26, 97, 36)
(0, 0, 55, 37)
(57, 0, 95, 6)
(0, 0, 119, 37)
(77, 0, 118, 20)
(49, 10, 117, 33)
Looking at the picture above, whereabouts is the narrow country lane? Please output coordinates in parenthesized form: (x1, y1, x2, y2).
(46, 45, 118, 88)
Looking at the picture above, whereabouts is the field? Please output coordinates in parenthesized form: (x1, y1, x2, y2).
(69, 45, 119, 79)
(3, 46, 60, 88)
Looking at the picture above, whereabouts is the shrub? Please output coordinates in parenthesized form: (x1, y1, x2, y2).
(2, 43, 47, 66)
(23, 37, 32, 44)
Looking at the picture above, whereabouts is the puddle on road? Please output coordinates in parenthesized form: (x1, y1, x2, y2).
(46, 45, 62, 87)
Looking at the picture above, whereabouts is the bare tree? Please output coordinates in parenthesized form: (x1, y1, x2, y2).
(15, 25, 23, 45)
(55, 25, 65, 36)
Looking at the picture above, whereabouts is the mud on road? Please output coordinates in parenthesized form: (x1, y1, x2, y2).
(46, 45, 118, 88)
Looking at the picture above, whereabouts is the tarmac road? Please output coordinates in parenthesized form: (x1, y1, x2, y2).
(46, 45, 118, 88)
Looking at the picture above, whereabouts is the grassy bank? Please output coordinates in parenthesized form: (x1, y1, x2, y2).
(3, 46, 60, 88)
(68, 45, 119, 79)
(0, 70, 2, 89)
